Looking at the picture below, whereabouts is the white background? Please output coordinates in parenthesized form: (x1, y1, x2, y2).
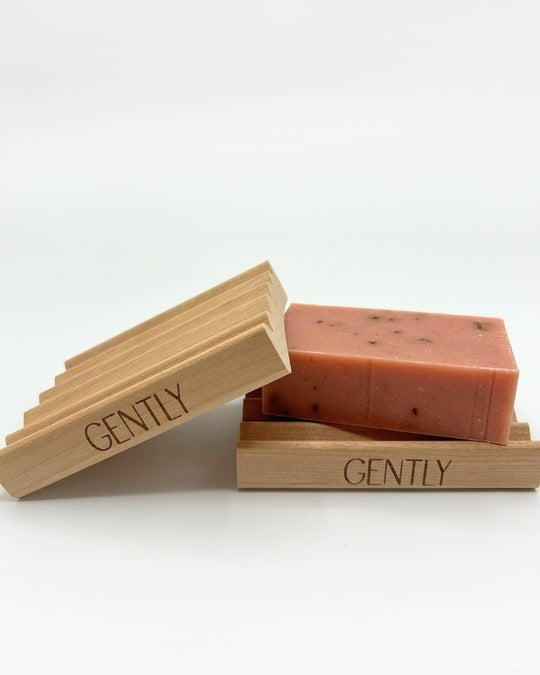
(1, 1, 539, 673)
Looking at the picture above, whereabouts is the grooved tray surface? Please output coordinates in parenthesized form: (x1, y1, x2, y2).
(237, 394, 540, 489)
(0, 262, 290, 498)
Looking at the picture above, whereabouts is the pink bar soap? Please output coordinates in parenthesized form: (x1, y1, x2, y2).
(262, 304, 519, 444)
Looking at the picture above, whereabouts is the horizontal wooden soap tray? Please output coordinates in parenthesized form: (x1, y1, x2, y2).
(0, 262, 291, 498)
(237, 395, 540, 489)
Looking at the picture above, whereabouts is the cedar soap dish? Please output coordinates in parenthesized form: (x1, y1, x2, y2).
(0, 261, 290, 498)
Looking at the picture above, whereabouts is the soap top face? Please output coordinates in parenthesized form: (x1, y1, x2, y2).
(285, 304, 517, 371)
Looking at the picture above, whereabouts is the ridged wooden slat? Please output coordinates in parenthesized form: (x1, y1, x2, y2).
(24, 288, 278, 427)
(236, 397, 540, 489)
(64, 261, 282, 369)
(55, 268, 279, 387)
(0, 262, 290, 498)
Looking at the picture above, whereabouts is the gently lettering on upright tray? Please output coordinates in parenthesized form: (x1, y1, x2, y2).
(344, 457, 453, 487)
(84, 383, 189, 451)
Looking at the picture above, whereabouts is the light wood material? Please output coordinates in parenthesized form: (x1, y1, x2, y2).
(236, 397, 540, 489)
(54, 269, 280, 387)
(0, 263, 290, 498)
(64, 261, 283, 370)
(23, 291, 278, 429)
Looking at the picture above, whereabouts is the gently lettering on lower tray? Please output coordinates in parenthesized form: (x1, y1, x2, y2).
(84, 383, 189, 451)
(344, 457, 452, 487)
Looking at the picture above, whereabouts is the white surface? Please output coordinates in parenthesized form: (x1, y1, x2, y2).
(1, 1, 539, 673)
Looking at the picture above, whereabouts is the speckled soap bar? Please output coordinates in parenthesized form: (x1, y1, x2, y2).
(262, 303, 519, 444)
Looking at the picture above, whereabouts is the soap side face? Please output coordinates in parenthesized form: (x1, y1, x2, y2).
(262, 304, 519, 444)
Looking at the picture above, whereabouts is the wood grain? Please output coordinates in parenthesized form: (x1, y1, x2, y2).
(55, 269, 280, 387)
(64, 260, 283, 369)
(0, 263, 290, 498)
(24, 290, 278, 427)
(237, 397, 540, 489)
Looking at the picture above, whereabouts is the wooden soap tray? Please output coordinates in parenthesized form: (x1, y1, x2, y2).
(237, 394, 540, 489)
(0, 262, 290, 498)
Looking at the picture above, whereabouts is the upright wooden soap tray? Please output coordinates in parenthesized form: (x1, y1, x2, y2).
(0, 262, 291, 498)
(237, 394, 540, 489)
